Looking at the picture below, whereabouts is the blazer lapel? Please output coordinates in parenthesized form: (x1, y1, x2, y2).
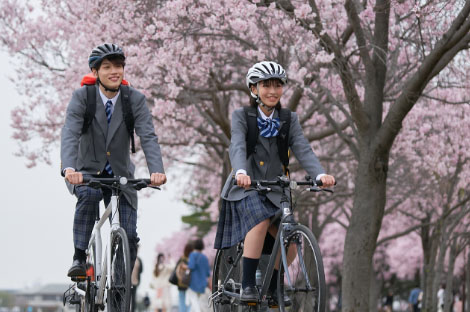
(106, 95, 123, 148)
(94, 90, 108, 138)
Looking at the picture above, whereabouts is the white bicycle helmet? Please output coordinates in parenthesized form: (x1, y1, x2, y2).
(246, 61, 287, 98)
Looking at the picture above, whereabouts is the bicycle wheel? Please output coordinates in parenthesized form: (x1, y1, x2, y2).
(212, 245, 243, 312)
(107, 227, 131, 312)
(278, 225, 326, 312)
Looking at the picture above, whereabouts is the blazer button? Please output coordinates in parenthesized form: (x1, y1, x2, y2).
(107, 151, 111, 156)
(260, 161, 264, 166)
(97, 171, 101, 175)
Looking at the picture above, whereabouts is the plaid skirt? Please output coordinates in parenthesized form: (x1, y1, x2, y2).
(214, 192, 279, 250)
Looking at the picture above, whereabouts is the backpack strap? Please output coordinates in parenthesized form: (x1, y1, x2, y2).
(243, 106, 259, 158)
(120, 85, 136, 153)
(82, 85, 97, 134)
(277, 108, 291, 175)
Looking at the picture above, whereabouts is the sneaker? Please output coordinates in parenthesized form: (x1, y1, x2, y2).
(67, 259, 86, 278)
(267, 289, 292, 307)
(240, 286, 258, 303)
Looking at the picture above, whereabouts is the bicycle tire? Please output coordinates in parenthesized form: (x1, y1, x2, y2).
(107, 227, 132, 312)
(278, 224, 326, 312)
(212, 246, 244, 312)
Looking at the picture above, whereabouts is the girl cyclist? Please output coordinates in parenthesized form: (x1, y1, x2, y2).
(214, 61, 335, 304)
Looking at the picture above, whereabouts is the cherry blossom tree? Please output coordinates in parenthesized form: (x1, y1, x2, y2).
(2, 1, 470, 311)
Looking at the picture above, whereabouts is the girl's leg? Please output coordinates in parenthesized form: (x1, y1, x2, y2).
(243, 219, 270, 258)
(241, 219, 270, 297)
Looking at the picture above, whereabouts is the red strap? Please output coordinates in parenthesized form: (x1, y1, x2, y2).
(80, 73, 129, 86)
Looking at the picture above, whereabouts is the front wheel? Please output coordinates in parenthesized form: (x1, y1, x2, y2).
(107, 227, 131, 312)
(278, 225, 326, 312)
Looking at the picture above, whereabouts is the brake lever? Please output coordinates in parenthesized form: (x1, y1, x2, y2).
(88, 180, 102, 189)
(244, 185, 272, 195)
(133, 181, 148, 190)
(308, 187, 334, 193)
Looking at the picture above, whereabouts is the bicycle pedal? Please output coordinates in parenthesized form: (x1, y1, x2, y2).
(71, 275, 86, 282)
(247, 302, 258, 306)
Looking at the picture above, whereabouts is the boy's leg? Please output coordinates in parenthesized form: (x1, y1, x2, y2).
(69, 185, 102, 277)
(117, 195, 139, 269)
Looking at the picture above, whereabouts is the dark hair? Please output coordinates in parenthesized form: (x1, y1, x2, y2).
(192, 238, 204, 251)
(183, 242, 194, 258)
(153, 253, 165, 277)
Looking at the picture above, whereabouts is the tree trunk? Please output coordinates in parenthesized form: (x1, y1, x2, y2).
(444, 238, 457, 312)
(432, 226, 449, 312)
(341, 151, 388, 312)
(422, 238, 439, 312)
(465, 249, 470, 312)
(369, 271, 381, 312)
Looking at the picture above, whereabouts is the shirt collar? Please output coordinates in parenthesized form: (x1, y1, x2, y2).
(257, 106, 274, 120)
(98, 88, 120, 106)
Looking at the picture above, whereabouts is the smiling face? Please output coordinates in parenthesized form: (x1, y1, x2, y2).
(251, 79, 283, 108)
(92, 58, 124, 92)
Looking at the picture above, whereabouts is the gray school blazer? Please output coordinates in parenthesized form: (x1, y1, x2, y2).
(220, 107, 325, 208)
(60, 85, 165, 209)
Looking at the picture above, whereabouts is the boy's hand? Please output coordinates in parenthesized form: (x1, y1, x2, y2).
(65, 169, 83, 185)
(151, 173, 167, 186)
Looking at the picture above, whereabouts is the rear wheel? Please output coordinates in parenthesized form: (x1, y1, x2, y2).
(212, 245, 244, 312)
(107, 228, 131, 312)
(278, 225, 326, 312)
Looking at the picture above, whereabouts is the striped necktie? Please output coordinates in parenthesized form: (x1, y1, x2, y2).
(257, 117, 280, 138)
(105, 100, 113, 124)
(104, 100, 113, 175)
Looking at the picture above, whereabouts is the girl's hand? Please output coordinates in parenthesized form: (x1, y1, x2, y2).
(320, 175, 335, 188)
(236, 173, 251, 189)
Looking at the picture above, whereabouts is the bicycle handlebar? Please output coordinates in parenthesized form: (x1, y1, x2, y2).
(232, 175, 335, 192)
(82, 176, 160, 190)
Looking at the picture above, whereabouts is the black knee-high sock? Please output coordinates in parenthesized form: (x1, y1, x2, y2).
(242, 257, 260, 288)
(74, 248, 86, 261)
(269, 269, 279, 292)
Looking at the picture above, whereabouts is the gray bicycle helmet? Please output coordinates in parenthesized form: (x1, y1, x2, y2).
(246, 61, 287, 98)
(88, 43, 125, 69)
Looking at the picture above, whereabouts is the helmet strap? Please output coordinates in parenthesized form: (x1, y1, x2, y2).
(97, 77, 120, 93)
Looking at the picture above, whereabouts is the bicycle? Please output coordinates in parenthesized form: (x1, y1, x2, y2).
(210, 175, 332, 312)
(63, 176, 159, 312)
